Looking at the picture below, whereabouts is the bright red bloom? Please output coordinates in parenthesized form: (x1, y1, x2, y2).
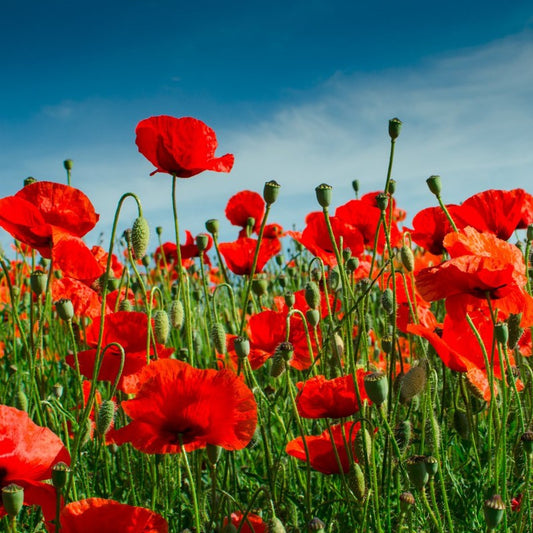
(0, 182, 103, 283)
(286, 422, 361, 474)
(288, 212, 364, 266)
(112, 359, 257, 454)
(219, 237, 281, 275)
(0, 405, 70, 524)
(225, 190, 265, 236)
(135, 115, 234, 177)
(223, 512, 267, 533)
(66, 312, 174, 394)
(59, 498, 168, 533)
(296, 370, 370, 419)
(155, 232, 213, 268)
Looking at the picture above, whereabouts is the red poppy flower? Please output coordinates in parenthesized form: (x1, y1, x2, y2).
(0, 405, 70, 525)
(0, 182, 103, 283)
(286, 422, 361, 474)
(111, 359, 257, 454)
(135, 115, 234, 177)
(66, 312, 174, 394)
(288, 212, 365, 266)
(155, 232, 213, 268)
(223, 512, 267, 533)
(219, 237, 281, 275)
(59, 498, 168, 533)
(296, 370, 370, 419)
(225, 190, 265, 236)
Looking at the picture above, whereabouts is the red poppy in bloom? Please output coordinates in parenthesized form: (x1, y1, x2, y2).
(111, 359, 257, 454)
(59, 498, 168, 533)
(0, 182, 103, 283)
(223, 512, 267, 533)
(219, 237, 281, 275)
(226, 190, 265, 236)
(0, 405, 70, 525)
(66, 312, 174, 394)
(296, 370, 370, 419)
(288, 212, 365, 267)
(286, 422, 362, 474)
(135, 115, 234, 177)
(155, 232, 213, 269)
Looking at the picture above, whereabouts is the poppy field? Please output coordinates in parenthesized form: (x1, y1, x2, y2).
(1, 115, 533, 532)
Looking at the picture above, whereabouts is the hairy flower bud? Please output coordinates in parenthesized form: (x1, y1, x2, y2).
(131, 216, 150, 259)
(153, 309, 170, 344)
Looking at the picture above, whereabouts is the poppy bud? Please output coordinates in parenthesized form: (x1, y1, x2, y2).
(52, 383, 64, 399)
(381, 335, 393, 354)
(107, 277, 120, 292)
(63, 159, 73, 171)
(364, 372, 388, 406)
(386, 179, 397, 195)
(169, 300, 184, 329)
(210, 322, 226, 354)
(399, 361, 428, 404)
(426, 175, 442, 197)
(195, 233, 209, 252)
(521, 430, 533, 454)
(388, 117, 402, 140)
(424, 455, 438, 478)
(153, 310, 170, 344)
(348, 463, 366, 501)
(394, 420, 412, 453)
(156, 226, 163, 237)
(263, 179, 281, 205)
(494, 322, 509, 345)
(284, 291, 295, 308)
(119, 299, 133, 312)
(399, 491, 415, 513)
(205, 218, 219, 235)
(381, 288, 394, 315)
(131, 216, 150, 259)
(346, 257, 359, 273)
(52, 461, 70, 491)
(375, 193, 389, 212)
(24, 176, 37, 186)
(275, 253, 285, 266)
(333, 333, 344, 360)
(270, 353, 287, 378)
(252, 278, 268, 297)
(315, 183, 333, 208)
(245, 217, 255, 237)
(506, 313, 523, 350)
(233, 336, 250, 359)
(277, 341, 294, 361)
(30, 270, 47, 295)
(2, 484, 24, 517)
(306, 308, 320, 327)
(305, 282, 321, 309)
(308, 517, 326, 532)
(342, 248, 352, 262)
(15, 389, 28, 412)
(406, 455, 429, 490)
(400, 245, 415, 272)
(484, 494, 505, 530)
(328, 267, 341, 291)
(96, 400, 116, 437)
(268, 516, 286, 533)
(206, 443, 222, 466)
(55, 298, 74, 321)
(354, 427, 372, 465)
(352, 179, 360, 196)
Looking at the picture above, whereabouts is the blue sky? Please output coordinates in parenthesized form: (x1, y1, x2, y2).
(1, 0, 533, 248)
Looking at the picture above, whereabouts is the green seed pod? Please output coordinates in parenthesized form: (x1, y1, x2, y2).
(195, 233, 209, 252)
(494, 322, 509, 345)
(15, 389, 28, 412)
(328, 267, 341, 291)
(55, 298, 74, 321)
(233, 336, 250, 359)
(506, 313, 523, 350)
(352, 179, 360, 195)
(484, 494, 505, 530)
(399, 491, 415, 513)
(52, 383, 64, 399)
(153, 309, 170, 344)
(305, 282, 321, 309)
(387, 178, 396, 195)
(346, 256, 359, 273)
(52, 462, 70, 491)
(342, 248, 352, 262)
(1, 483, 24, 517)
(364, 372, 389, 406)
(63, 159, 73, 171)
(426, 175, 442, 197)
(30, 270, 47, 295)
(424, 455, 438, 478)
(308, 517, 326, 532)
(131, 216, 150, 259)
(406, 455, 429, 490)
(252, 278, 268, 297)
(206, 443, 221, 466)
(453, 409, 471, 440)
(205, 218, 219, 235)
(315, 183, 333, 208)
(169, 300, 184, 329)
(210, 322, 226, 354)
(388, 117, 402, 140)
(284, 291, 295, 308)
(24, 176, 37, 186)
(399, 362, 428, 404)
(118, 299, 133, 312)
(381, 335, 393, 354)
(354, 427, 372, 466)
(263, 179, 281, 205)
(400, 245, 415, 272)
(96, 400, 116, 437)
(375, 193, 389, 212)
(348, 463, 366, 502)
(306, 308, 320, 327)
(381, 288, 395, 315)
(107, 277, 120, 292)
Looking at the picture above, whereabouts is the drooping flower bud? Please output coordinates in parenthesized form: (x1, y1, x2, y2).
(305, 282, 321, 309)
(354, 427, 372, 465)
(96, 400, 116, 437)
(131, 216, 150, 259)
(381, 288, 395, 315)
(400, 245, 415, 272)
(169, 300, 184, 329)
(399, 361, 428, 404)
(315, 183, 332, 208)
(153, 309, 170, 344)
(263, 179, 281, 205)
(210, 322, 226, 354)
(348, 463, 366, 501)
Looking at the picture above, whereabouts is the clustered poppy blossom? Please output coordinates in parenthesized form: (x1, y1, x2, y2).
(111, 359, 257, 454)
(0, 405, 70, 525)
(135, 115, 234, 177)
(219, 237, 281, 276)
(225, 190, 265, 236)
(59, 498, 168, 532)
(223, 511, 267, 533)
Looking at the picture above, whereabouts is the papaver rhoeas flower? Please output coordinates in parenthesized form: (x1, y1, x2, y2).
(155, 231, 213, 269)
(0, 405, 70, 524)
(415, 227, 533, 326)
(0, 181, 104, 283)
(219, 237, 281, 275)
(226, 190, 265, 236)
(66, 312, 174, 394)
(135, 115, 234, 177)
(111, 359, 257, 454)
(223, 512, 267, 533)
(59, 498, 168, 533)
(286, 422, 362, 474)
(296, 370, 370, 419)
